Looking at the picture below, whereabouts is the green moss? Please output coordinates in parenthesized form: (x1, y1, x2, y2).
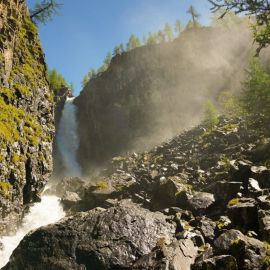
(95, 180, 109, 190)
(14, 84, 31, 96)
(228, 198, 240, 207)
(0, 182, 12, 199)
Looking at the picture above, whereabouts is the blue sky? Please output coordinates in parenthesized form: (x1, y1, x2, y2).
(26, 0, 212, 96)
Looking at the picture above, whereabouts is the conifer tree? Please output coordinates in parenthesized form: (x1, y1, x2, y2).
(163, 23, 174, 42)
(30, 0, 61, 24)
(175, 20, 182, 36)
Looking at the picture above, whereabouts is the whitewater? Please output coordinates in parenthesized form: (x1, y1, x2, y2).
(0, 96, 81, 268)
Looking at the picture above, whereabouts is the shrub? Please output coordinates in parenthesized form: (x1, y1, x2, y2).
(203, 100, 218, 130)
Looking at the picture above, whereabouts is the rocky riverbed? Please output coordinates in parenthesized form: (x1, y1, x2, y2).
(3, 116, 270, 269)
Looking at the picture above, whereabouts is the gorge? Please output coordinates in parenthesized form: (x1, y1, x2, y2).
(1, 0, 270, 269)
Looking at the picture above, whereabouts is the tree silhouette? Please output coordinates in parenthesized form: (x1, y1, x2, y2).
(187, 5, 200, 23)
(175, 20, 182, 36)
(30, 0, 61, 25)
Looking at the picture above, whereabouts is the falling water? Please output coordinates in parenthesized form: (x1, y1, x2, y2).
(0, 97, 82, 268)
(0, 196, 65, 268)
(57, 97, 82, 177)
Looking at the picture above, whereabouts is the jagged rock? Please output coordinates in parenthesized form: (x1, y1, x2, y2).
(250, 140, 270, 162)
(258, 209, 270, 242)
(61, 191, 82, 210)
(227, 197, 258, 232)
(132, 240, 198, 270)
(204, 181, 242, 204)
(0, 0, 54, 235)
(214, 229, 245, 252)
(192, 255, 238, 270)
(152, 177, 188, 209)
(187, 192, 215, 215)
(193, 244, 214, 264)
(214, 229, 268, 270)
(198, 217, 217, 242)
(251, 166, 270, 189)
(257, 195, 270, 210)
(55, 177, 86, 197)
(3, 201, 175, 270)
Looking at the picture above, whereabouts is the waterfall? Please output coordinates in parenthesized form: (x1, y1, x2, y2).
(57, 97, 82, 177)
(0, 97, 81, 268)
(0, 196, 65, 268)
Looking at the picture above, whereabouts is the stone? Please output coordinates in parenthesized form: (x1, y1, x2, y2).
(55, 177, 86, 197)
(204, 181, 242, 204)
(152, 177, 187, 209)
(214, 229, 268, 270)
(214, 229, 245, 252)
(198, 217, 217, 242)
(251, 166, 270, 189)
(3, 201, 175, 270)
(227, 197, 258, 232)
(187, 192, 215, 215)
(192, 255, 238, 270)
(258, 209, 270, 242)
(132, 240, 198, 270)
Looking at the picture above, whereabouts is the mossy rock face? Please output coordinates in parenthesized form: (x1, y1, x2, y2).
(0, 0, 54, 236)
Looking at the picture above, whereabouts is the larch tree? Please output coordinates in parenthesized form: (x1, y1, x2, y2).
(30, 0, 61, 25)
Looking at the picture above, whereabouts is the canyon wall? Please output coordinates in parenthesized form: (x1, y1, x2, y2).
(75, 24, 254, 175)
(0, 0, 54, 235)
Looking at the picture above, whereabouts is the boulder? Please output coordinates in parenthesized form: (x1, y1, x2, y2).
(192, 255, 238, 270)
(55, 177, 86, 197)
(214, 229, 245, 253)
(132, 239, 198, 270)
(227, 197, 258, 232)
(198, 217, 217, 242)
(214, 229, 268, 270)
(152, 177, 188, 210)
(258, 209, 270, 242)
(204, 181, 242, 204)
(187, 192, 215, 215)
(3, 201, 175, 270)
(251, 166, 270, 189)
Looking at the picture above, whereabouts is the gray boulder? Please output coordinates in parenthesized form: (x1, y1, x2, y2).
(192, 255, 238, 270)
(132, 239, 198, 270)
(3, 201, 175, 270)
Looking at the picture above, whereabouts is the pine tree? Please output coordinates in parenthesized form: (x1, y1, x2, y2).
(47, 69, 67, 94)
(127, 34, 141, 51)
(30, 0, 61, 25)
(163, 23, 174, 42)
(175, 20, 182, 36)
(187, 5, 200, 24)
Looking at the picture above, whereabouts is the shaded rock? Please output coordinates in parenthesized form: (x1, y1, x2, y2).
(192, 255, 238, 270)
(227, 197, 258, 232)
(257, 195, 270, 210)
(258, 209, 270, 242)
(152, 177, 188, 210)
(3, 201, 175, 270)
(198, 217, 217, 242)
(204, 181, 242, 204)
(214, 229, 245, 253)
(55, 177, 86, 197)
(132, 239, 198, 270)
(187, 192, 215, 215)
(214, 229, 268, 270)
(251, 166, 270, 189)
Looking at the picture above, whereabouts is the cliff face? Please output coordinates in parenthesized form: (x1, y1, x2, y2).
(0, 0, 54, 235)
(75, 25, 254, 175)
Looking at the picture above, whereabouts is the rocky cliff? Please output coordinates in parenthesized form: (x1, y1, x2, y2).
(6, 116, 270, 269)
(0, 0, 54, 235)
(75, 24, 254, 175)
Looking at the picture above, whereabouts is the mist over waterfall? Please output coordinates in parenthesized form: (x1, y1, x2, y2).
(0, 196, 65, 268)
(57, 97, 82, 177)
